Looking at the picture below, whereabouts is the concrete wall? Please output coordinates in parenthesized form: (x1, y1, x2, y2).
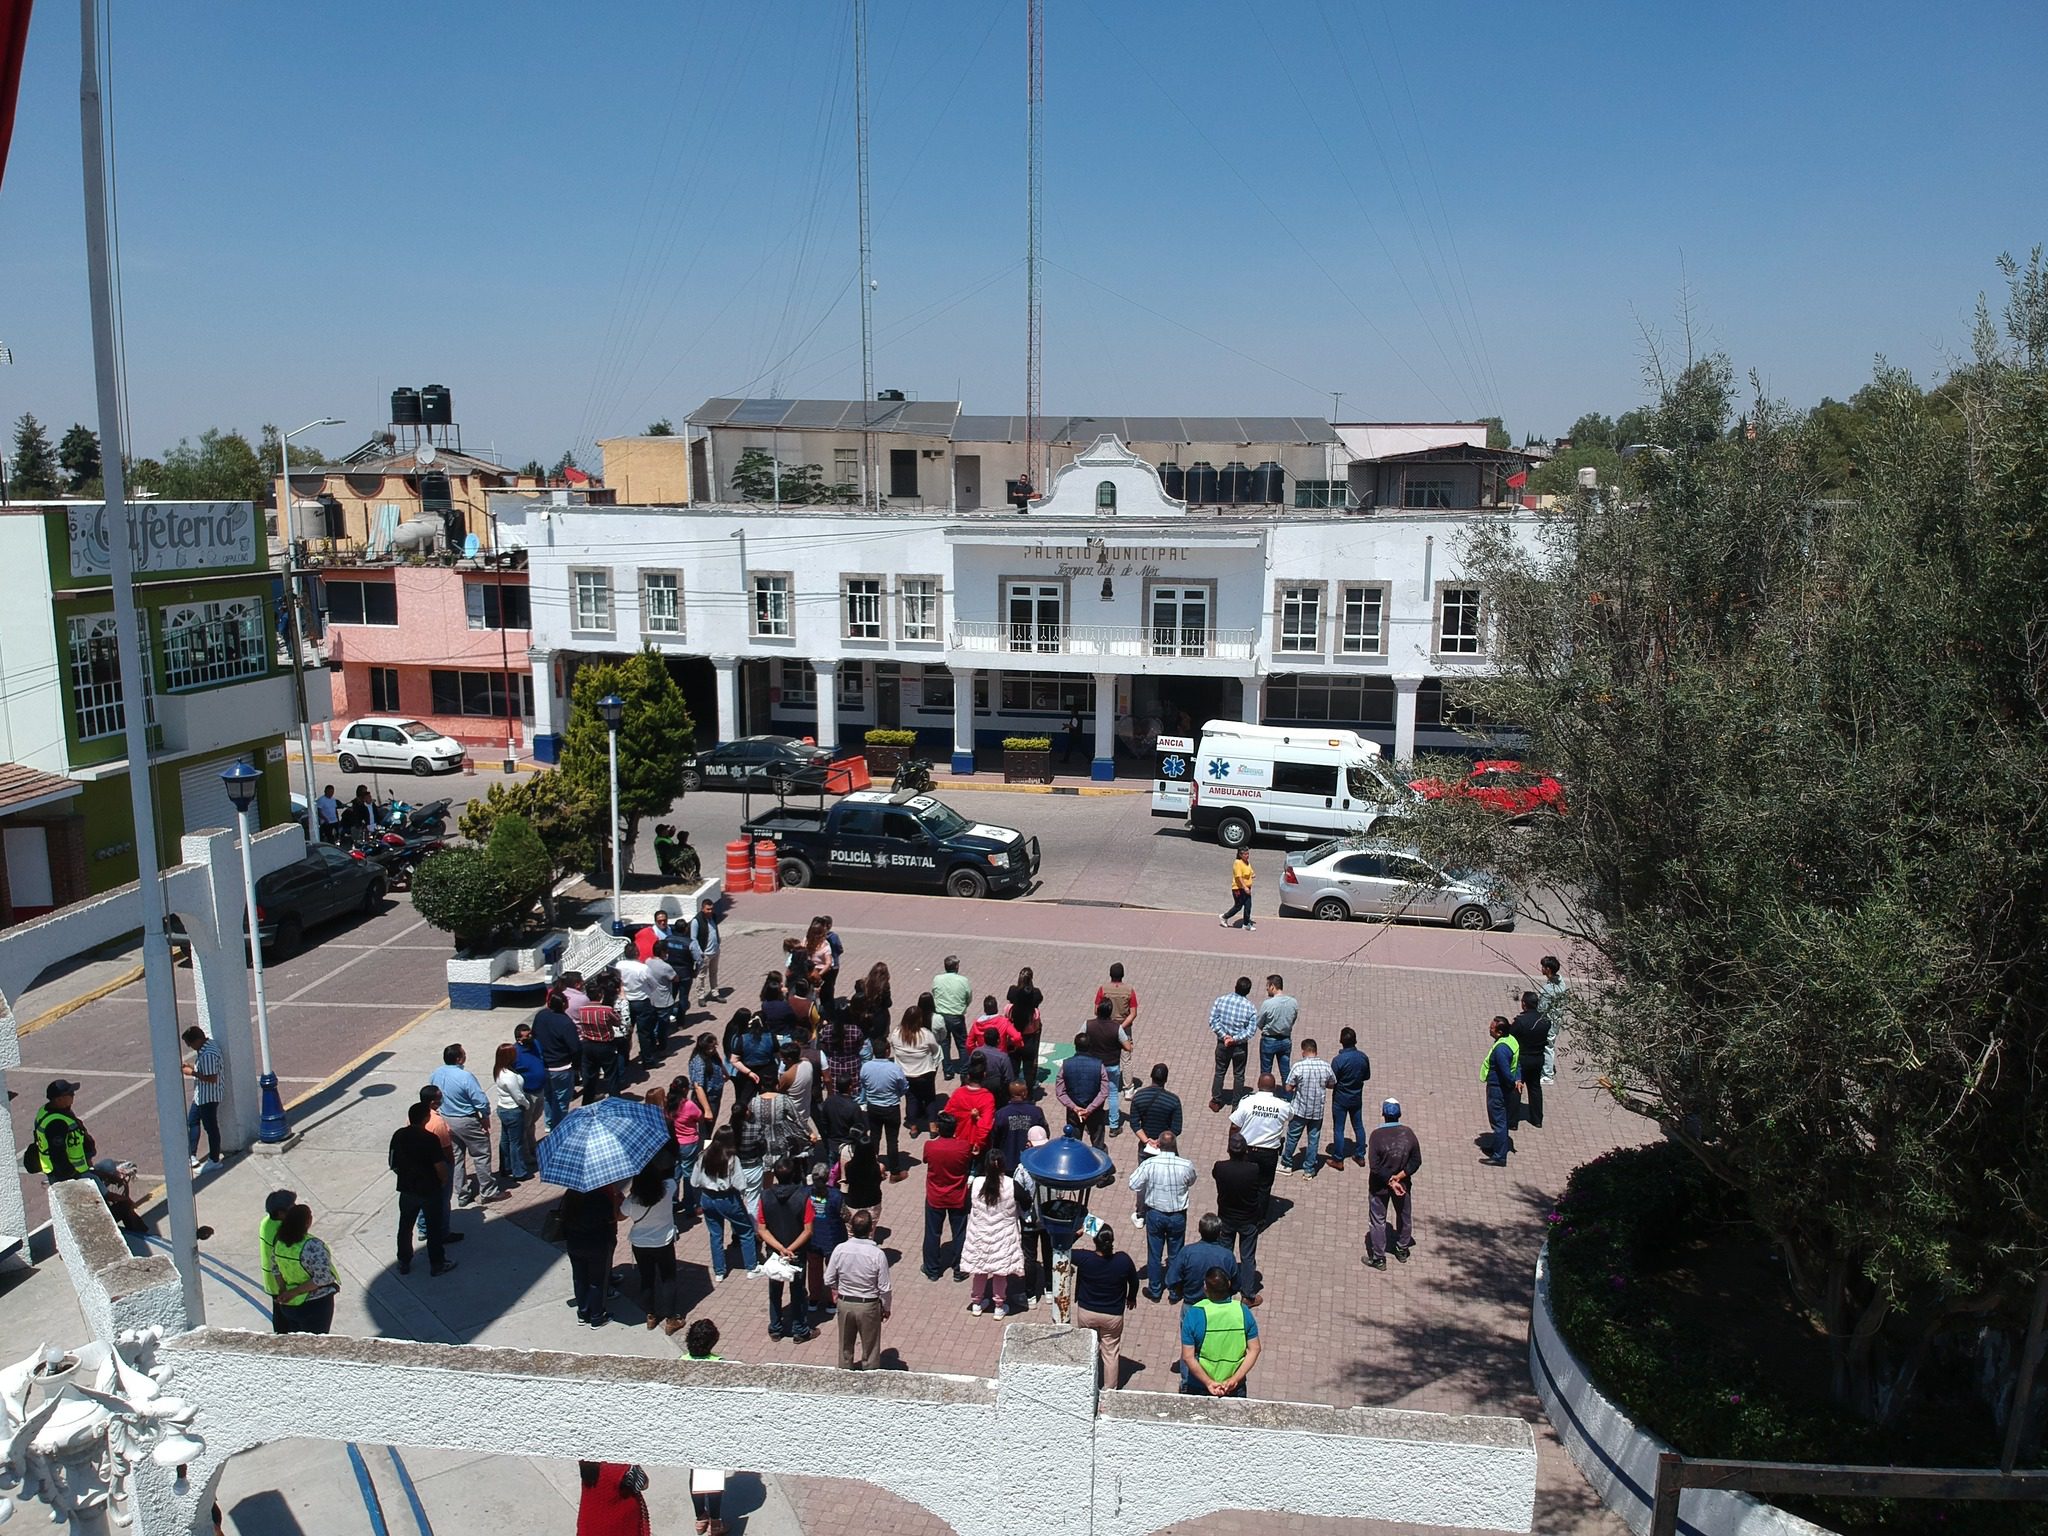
(1530, 1242, 1832, 1536)
(321, 564, 532, 744)
(598, 435, 692, 503)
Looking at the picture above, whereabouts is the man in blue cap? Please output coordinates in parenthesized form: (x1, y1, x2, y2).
(1362, 1099, 1420, 1271)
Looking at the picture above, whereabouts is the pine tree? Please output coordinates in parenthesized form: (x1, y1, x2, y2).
(8, 414, 59, 497)
(57, 424, 101, 493)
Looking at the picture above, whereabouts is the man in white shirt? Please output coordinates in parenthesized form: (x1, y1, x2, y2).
(1228, 1074, 1290, 1214)
(1127, 1130, 1197, 1302)
(1280, 1040, 1336, 1178)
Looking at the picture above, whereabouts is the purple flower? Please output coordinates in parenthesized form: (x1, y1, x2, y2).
(1609, 1274, 1627, 1290)
(1727, 1392, 1743, 1405)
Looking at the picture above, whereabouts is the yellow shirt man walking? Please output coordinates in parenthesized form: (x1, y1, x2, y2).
(1220, 852, 1257, 932)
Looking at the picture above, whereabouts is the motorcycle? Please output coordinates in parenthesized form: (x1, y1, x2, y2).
(892, 756, 934, 794)
(350, 826, 444, 890)
(398, 797, 452, 838)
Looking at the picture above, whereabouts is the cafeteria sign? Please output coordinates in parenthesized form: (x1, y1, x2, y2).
(67, 501, 256, 579)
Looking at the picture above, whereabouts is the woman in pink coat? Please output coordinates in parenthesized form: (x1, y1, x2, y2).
(959, 1163, 1025, 1318)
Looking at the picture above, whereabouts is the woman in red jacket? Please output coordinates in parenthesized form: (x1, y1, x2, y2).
(576, 1462, 650, 1536)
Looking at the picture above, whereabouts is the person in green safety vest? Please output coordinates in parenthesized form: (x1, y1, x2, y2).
(258, 1188, 298, 1334)
(1481, 1015, 1519, 1167)
(31, 1080, 94, 1182)
(1177, 1265, 1261, 1398)
(271, 1202, 340, 1335)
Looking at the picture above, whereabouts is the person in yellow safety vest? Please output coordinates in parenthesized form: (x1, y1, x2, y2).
(1177, 1266, 1261, 1398)
(258, 1188, 298, 1334)
(1482, 1015, 1520, 1167)
(31, 1080, 94, 1181)
(270, 1203, 340, 1335)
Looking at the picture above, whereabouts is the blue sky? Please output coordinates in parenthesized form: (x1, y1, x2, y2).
(1, 1, 2042, 467)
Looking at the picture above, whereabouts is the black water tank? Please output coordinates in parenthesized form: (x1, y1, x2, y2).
(390, 388, 422, 426)
(420, 384, 453, 426)
(441, 509, 466, 547)
(1250, 460, 1286, 504)
(1157, 461, 1185, 498)
(419, 471, 452, 511)
(1185, 461, 1218, 503)
(1220, 461, 1252, 502)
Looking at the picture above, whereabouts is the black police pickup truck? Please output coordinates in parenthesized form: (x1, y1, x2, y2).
(742, 790, 1039, 898)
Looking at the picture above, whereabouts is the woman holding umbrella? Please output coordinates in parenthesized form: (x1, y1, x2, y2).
(537, 1093, 675, 1328)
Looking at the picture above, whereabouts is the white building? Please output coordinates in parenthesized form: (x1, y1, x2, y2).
(501, 437, 1533, 779)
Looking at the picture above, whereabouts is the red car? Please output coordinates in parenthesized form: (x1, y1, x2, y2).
(1408, 759, 1566, 819)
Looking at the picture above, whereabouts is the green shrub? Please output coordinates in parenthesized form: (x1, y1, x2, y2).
(486, 812, 552, 918)
(864, 728, 918, 747)
(1002, 736, 1051, 751)
(411, 846, 512, 952)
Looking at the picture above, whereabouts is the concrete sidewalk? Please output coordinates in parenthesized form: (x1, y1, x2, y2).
(0, 1002, 803, 1536)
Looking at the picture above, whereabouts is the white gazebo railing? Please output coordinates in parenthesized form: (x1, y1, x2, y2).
(950, 622, 1257, 661)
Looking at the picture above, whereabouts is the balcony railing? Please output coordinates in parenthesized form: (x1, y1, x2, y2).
(950, 621, 1257, 661)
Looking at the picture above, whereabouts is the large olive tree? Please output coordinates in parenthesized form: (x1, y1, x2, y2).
(1415, 254, 2048, 1429)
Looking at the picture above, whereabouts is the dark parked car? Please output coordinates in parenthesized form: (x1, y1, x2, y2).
(679, 735, 836, 794)
(251, 844, 387, 955)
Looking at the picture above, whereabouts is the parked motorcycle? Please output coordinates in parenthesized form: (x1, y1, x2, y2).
(892, 756, 935, 794)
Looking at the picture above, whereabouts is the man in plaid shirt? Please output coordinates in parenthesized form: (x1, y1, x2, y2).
(1207, 977, 1259, 1111)
(1280, 1039, 1336, 1177)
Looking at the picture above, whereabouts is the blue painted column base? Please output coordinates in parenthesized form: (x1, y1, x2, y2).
(1090, 756, 1116, 782)
(950, 750, 976, 774)
(258, 1072, 293, 1143)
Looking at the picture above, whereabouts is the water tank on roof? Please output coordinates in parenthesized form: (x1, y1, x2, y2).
(1220, 461, 1252, 502)
(390, 388, 422, 426)
(876, 388, 906, 402)
(1250, 460, 1286, 504)
(1156, 461, 1185, 498)
(420, 385, 453, 426)
(1185, 461, 1218, 503)
(419, 471, 452, 511)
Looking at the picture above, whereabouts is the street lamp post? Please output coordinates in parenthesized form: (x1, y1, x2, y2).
(599, 693, 624, 934)
(279, 416, 344, 849)
(219, 760, 290, 1144)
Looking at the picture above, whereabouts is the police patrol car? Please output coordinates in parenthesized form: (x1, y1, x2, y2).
(741, 790, 1040, 898)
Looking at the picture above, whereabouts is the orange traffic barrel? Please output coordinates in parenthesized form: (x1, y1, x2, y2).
(752, 838, 780, 894)
(724, 838, 754, 894)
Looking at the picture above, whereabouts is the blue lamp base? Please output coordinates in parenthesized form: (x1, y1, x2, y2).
(258, 1072, 293, 1144)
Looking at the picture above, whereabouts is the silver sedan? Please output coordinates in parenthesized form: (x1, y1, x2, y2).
(1277, 840, 1515, 930)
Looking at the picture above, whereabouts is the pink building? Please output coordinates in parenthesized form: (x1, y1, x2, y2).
(316, 558, 533, 753)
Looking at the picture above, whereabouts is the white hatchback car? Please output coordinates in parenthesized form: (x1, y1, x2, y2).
(335, 717, 466, 776)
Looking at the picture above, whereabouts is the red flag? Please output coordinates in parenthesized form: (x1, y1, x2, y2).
(1505, 469, 1528, 489)
(0, 0, 33, 193)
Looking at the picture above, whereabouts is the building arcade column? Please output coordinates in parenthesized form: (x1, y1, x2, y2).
(712, 655, 740, 743)
(1240, 675, 1265, 725)
(1091, 672, 1117, 782)
(528, 647, 560, 763)
(810, 659, 839, 754)
(951, 668, 977, 775)
(1393, 676, 1423, 764)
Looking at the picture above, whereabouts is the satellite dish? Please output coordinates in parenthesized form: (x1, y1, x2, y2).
(416, 444, 438, 467)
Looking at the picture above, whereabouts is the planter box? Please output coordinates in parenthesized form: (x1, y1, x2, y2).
(1530, 1241, 1831, 1536)
(864, 745, 907, 777)
(1003, 748, 1053, 784)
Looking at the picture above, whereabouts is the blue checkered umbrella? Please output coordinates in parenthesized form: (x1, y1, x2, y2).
(536, 1096, 670, 1191)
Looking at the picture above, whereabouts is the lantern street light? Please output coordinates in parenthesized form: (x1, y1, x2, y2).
(219, 760, 288, 1142)
(1018, 1128, 1116, 1325)
(598, 693, 625, 933)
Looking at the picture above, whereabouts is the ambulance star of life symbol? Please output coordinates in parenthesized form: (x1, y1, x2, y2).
(1161, 754, 1187, 779)
(1205, 758, 1231, 779)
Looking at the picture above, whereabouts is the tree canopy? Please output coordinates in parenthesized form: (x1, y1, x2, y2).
(58, 423, 101, 494)
(644, 418, 676, 436)
(557, 649, 695, 874)
(1413, 253, 2048, 1429)
(8, 413, 58, 497)
(157, 428, 266, 502)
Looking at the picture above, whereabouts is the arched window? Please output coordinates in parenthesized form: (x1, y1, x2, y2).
(1095, 480, 1117, 512)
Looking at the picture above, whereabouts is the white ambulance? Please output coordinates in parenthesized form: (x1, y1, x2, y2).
(1155, 720, 1412, 848)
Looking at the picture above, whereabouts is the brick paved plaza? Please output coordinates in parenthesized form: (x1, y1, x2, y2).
(489, 887, 1643, 1536)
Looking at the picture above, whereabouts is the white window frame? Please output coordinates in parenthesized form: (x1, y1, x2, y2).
(159, 598, 267, 692)
(368, 664, 401, 713)
(896, 575, 941, 644)
(1002, 577, 1067, 654)
(67, 612, 155, 741)
(841, 574, 885, 641)
(1435, 583, 1486, 656)
(1146, 580, 1215, 658)
(570, 567, 614, 633)
(1275, 581, 1326, 656)
(1339, 582, 1389, 657)
(752, 572, 793, 639)
(777, 659, 815, 705)
(639, 569, 683, 636)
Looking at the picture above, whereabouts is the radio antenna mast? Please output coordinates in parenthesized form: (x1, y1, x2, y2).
(854, 0, 878, 513)
(1023, 0, 1044, 504)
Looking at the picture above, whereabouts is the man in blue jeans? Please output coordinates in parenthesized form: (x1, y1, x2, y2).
(531, 991, 582, 1131)
(1127, 1131, 1196, 1301)
(1256, 975, 1298, 1083)
(1326, 1026, 1372, 1167)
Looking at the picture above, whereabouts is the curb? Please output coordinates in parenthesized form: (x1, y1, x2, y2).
(929, 778, 1143, 798)
(17, 963, 146, 1038)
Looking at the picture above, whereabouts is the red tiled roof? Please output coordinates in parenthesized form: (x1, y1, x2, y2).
(0, 764, 81, 817)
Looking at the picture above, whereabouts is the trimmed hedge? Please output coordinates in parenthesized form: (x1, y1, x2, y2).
(865, 728, 919, 747)
(1003, 736, 1052, 751)
(1549, 1143, 2043, 1534)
